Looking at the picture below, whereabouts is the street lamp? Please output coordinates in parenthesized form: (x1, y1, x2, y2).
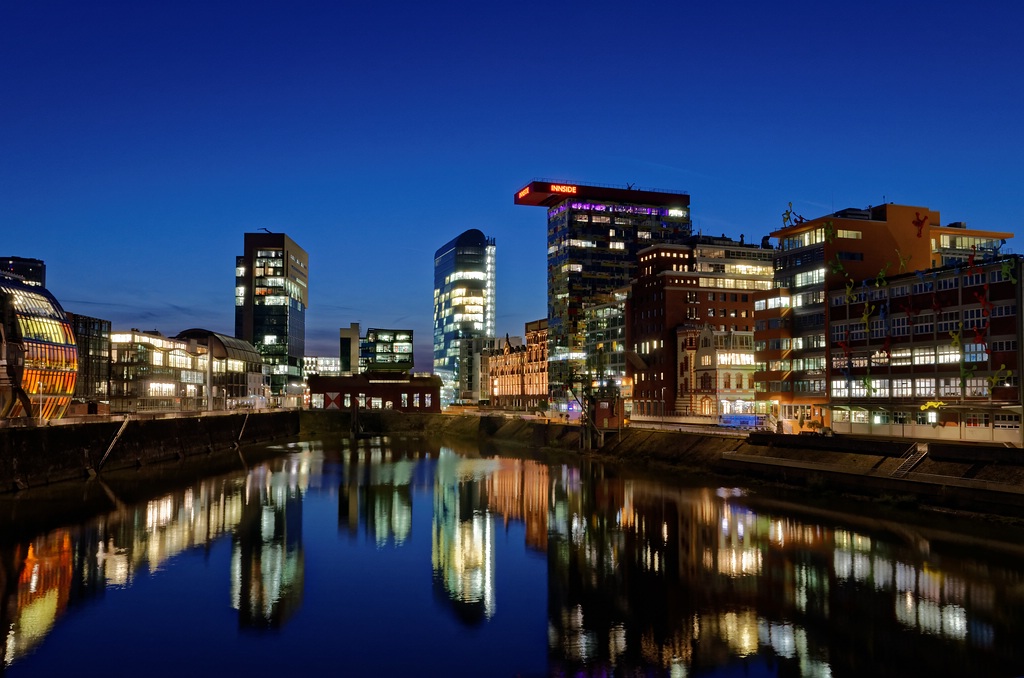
(37, 380, 43, 425)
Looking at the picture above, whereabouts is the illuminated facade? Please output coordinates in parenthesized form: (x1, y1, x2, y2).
(0, 272, 77, 420)
(754, 203, 1012, 433)
(109, 330, 207, 413)
(583, 290, 627, 395)
(827, 255, 1023, 445)
(485, 319, 548, 411)
(361, 328, 414, 373)
(235, 232, 309, 397)
(303, 355, 342, 377)
(174, 329, 266, 409)
(515, 181, 691, 409)
(675, 324, 758, 421)
(628, 237, 772, 418)
(433, 229, 496, 405)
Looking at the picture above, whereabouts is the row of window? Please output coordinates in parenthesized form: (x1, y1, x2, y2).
(833, 410, 1019, 429)
(829, 376, 1016, 399)
(832, 269, 1010, 306)
(312, 392, 433, 409)
(832, 305, 1016, 340)
(830, 344, 990, 367)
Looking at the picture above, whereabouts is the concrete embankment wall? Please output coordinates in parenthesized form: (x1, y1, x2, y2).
(302, 411, 1024, 515)
(299, 410, 587, 449)
(0, 411, 299, 492)
(7, 409, 1024, 516)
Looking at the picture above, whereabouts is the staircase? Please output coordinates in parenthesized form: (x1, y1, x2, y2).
(891, 442, 928, 478)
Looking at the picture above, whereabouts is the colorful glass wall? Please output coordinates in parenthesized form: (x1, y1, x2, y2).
(0, 276, 78, 420)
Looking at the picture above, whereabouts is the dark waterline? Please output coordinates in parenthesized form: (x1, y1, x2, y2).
(3, 434, 1024, 677)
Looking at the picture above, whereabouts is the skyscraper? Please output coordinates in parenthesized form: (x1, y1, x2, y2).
(515, 181, 692, 411)
(0, 256, 45, 287)
(433, 229, 495, 405)
(235, 232, 309, 397)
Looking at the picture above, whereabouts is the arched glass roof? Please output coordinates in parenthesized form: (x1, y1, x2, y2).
(175, 328, 263, 363)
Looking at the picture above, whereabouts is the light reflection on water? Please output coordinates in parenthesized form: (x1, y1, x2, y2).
(1, 434, 1024, 676)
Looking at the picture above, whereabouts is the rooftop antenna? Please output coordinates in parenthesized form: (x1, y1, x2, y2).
(625, 182, 635, 190)
(258, 227, 272, 233)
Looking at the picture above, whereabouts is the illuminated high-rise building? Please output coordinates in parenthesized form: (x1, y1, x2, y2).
(514, 181, 691, 410)
(235, 232, 309, 398)
(433, 229, 495, 405)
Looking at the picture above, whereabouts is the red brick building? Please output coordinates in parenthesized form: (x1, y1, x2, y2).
(308, 372, 442, 413)
(627, 236, 773, 417)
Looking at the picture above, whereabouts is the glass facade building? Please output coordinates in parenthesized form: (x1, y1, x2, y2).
(433, 229, 495, 404)
(66, 312, 111, 406)
(235, 232, 309, 397)
(109, 330, 207, 413)
(515, 181, 692, 410)
(175, 329, 266, 409)
(0, 272, 78, 420)
(361, 328, 414, 373)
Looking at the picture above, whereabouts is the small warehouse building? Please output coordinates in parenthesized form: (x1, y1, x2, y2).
(308, 372, 442, 413)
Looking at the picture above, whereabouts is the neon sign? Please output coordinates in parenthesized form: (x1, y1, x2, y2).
(517, 186, 531, 199)
(550, 184, 577, 194)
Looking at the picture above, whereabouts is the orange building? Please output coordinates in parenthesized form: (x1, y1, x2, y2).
(753, 203, 1012, 433)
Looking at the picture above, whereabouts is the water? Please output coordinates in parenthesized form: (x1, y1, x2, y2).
(3, 433, 1024, 677)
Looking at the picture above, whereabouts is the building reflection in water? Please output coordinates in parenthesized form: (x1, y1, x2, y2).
(1, 444, 315, 664)
(337, 436, 415, 546)
(230, 454, 308, 630)
(3, 439, 1024, 674)
(430, 448, 499, 624)
(542, 468, 1022, 676)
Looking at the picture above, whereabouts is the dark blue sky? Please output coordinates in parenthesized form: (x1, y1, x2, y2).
(2, 1, 1021, 369)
